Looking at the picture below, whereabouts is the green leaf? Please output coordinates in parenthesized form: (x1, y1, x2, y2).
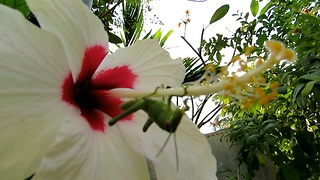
(263, 123, 278, 132)
(301, 81, 317, 96)
(247, 151, 260, 171)
(292, 84, 305, 104)
(257, 34, 267, 47)
(312, 85, 320, 102)
(292, 145, 306, 166)
(301, 55, 312, 70)
(250, 0, 259, 17)
(259, 2, 272, 16)
(300, 74, 320, 81)
(261, 119, 277, 126)
(108, 32, 122, 44)
(280, 127, 291, 139)
(296, 94, 307, 109)
(142, 30, 152, 39)
(297, 14, 320, 25)
(0, 0, 30, 16)
(216, 51, 222, 62)
(264, 134, 276, 145)
(159, 30, 173, 47)
(296, 131, 316, 156)
(257, 143, 270, 156)
(209, 4, 229, 24)
(119, 33, 127, 46)
(281, 164, 300, 180)
(256, 151, 266, 167)
(311, 62, 320, 69)
(277, 86, 288, 94)
(122, 1, 144, 46)
(151, 29, 162, 41)
(245, 134, 259, 145)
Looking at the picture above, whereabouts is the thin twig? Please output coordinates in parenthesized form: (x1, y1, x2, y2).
(198, 104, 222, 128)
(190, 96, 195, 122)
(181, 36, 206, 65)
(99, 0, 124, 18)
(226, 31, 239, 67)
(194, 94, 212, 125)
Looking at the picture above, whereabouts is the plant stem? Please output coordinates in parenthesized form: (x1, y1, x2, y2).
(109, 53, 279, 98)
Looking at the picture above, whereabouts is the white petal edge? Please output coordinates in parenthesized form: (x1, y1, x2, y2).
(0, 4, 72, 179)
(34, 115, 150, 180)
(27, 0, 109, 81)
(94, 39, 185, 90)
(118, 111, 218, 180)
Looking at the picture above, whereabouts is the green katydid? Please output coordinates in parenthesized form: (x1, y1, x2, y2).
(108, 88, 189, 171)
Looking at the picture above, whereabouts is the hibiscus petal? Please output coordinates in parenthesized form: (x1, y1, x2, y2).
(34, 115, 150, 180)
(92, 40, 185, 90)
(27, 0, 109, 82)
(118, 111, 218, 180)
(0, 4, 72, 179)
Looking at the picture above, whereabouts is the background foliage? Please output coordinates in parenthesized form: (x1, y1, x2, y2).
(219, 0, 320, 179)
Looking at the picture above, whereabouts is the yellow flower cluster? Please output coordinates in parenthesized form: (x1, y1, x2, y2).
(198, 63, 218, 85)
(199, 40, 296, 109)
(219, 73, 277, 109)
(265, 40, 296, 62)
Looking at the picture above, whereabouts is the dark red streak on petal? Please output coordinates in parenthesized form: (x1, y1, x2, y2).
(80, 107, 105, 131)
(62, 72, 106, 132)
(90, 66, 137, 89)
(62, 45, 137, 132)
(62, 73, 75, 106)
(77, 45, 107, 86)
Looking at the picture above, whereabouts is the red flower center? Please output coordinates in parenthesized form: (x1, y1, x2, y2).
(62, 45, 137, 132)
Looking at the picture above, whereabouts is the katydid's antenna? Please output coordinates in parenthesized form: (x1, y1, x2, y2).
(174, 133, 179, 172)
(156, 133, 172, 157)
(156, 133, 179, 171)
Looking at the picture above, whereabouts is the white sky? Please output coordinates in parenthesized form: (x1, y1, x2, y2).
(146, 0, 263, 60)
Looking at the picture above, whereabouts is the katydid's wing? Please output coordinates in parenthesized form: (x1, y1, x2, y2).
(109, 99, 146, 126)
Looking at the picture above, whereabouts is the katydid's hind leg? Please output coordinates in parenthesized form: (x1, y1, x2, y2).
(142, 118, 154, 132)
(109, 100, 146, 126)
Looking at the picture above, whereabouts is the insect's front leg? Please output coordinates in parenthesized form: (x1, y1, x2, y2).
(109, 99, 146, 126)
